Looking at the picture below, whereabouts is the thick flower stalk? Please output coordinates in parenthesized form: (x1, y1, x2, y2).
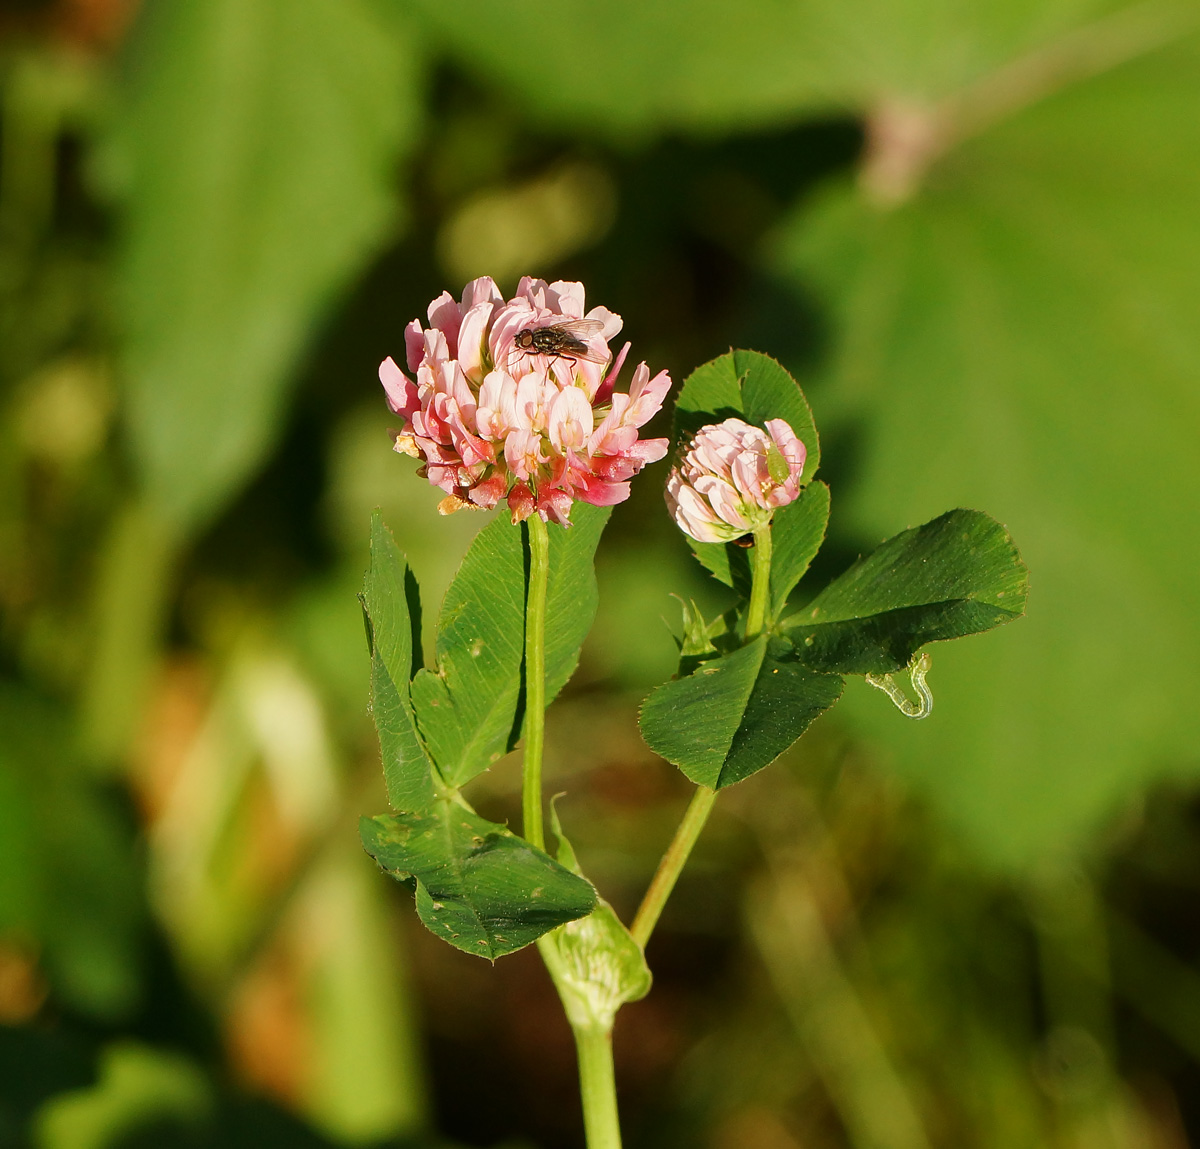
(665, 417, 806, 543)
(380, 276, 671, 526)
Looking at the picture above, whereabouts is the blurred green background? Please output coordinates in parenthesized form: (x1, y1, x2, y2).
(3, 0, 1200, 1146)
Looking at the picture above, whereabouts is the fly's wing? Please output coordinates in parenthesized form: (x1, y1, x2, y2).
(551, 318, 606, 338)
(549, 318, 609, 361)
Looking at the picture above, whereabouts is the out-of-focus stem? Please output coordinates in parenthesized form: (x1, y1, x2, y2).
(631, 522, 775, 949)
(522, 514, 550, 851)
(82, 498, 178, 768)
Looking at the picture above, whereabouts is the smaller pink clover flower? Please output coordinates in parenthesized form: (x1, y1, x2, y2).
(381, 276, 670, 526)
(665, 417, 807, 544)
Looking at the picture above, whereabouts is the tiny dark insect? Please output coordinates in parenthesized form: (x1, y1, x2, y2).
(512, 319, 607, 363)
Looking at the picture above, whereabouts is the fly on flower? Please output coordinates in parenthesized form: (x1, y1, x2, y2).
(512, 319, 608, 361)
(380, 277, 672, 526)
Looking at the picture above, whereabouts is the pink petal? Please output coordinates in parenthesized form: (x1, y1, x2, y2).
(508, 482, 536, 523)
(457, 301, 495, 383)
(696, 475, 752, 530)
(424, 327, 450, 365)
(629, 437, 669, 465)
(546, 280, 586, 318)
(450, 362, 477, 421)
(595, 341, 631, 405)
(404, 320, 425, 374)
(516, 276, 549, 310)
(379, 356, 418, 417)
(627, 366, 673, 425)
(547, 387, 594, 453)
(505, 429, 546, 481)
(426, 464, 459, 494)
(462, 276, 503, 310)
(449, 423, 493, 468)
(577, 474, 631, 507)
(537, 488, 575, 526)
(589, 396, 633, 454)
(592, 426, 639, 458)
(426, 291, 463, 356)
(667, 477, 726, 543)
(585, 305, 623, 342)
(469, 471, 508, 508)
(731, 449, 769, 503)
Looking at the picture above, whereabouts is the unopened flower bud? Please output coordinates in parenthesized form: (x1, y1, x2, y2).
(665, 417, 806, 543)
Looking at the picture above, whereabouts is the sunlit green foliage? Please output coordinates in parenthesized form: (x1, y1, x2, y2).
(4, 0, 1200, 1143)
(642, 354, 1026, 792)
(359, 510, 605, 954)
(361, 803, 596, 959)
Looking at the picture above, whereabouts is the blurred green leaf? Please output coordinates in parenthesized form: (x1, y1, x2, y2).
(640, 635, 843, 788)
(588, 541, 715, 689)
(400, 0, 1127, 132)
(778, 32, 1200, 865)
(117, 0, 421, 531)
(360, 801, 597, 959)
(363, 513, 437, 811)
(0, 688, 142, 1020)
(784, 509, 1028, 675)
(288, 564, 375, 738)
(33, 1042, 210, 1149)
(80, 502, 177, 764)
(303, 847, 428, 1141)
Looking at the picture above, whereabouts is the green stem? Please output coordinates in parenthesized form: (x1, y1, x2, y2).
(630, 522, 775, 950)
(525, 516, 622, 1147)
(523, 513, 550, 851)
(744, 524, 773, 639)
(630, 784, 716, 948)
(575, 1024, 622, 1149)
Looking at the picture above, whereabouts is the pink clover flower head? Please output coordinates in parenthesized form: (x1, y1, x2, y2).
(665, 417, 807, 544)
(381, 276, 671, 525)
